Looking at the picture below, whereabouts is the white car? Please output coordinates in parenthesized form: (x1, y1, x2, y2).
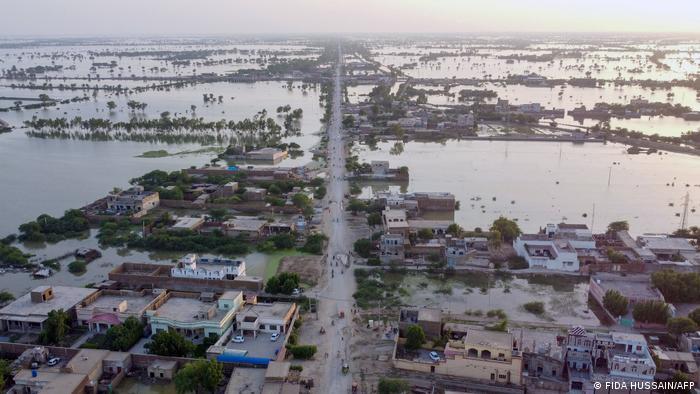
(270, 333, 280, 342)
(47, 357, 61, 366)
(292, 288, 301, 296)
(429, 351, 440, 362)
(232, 335, 245, 343)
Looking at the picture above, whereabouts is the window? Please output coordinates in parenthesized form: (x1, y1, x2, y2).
(498, 374, 506, 379)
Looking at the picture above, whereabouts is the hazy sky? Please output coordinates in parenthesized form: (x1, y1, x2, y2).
(2, 0, 699, 36)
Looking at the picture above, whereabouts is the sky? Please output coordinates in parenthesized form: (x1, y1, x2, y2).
(1, 0, 699, 37)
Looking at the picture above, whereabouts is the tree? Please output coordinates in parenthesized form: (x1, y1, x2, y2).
(490, 217, 521, 242)
(446, 223, 464, 237)
(404, 324, 426, 351)
(667, 317, 698, 336)
(106, 101, 117, 111)
(291, 193, 312, 210)
(103, 316, 144, 351)
(607, 221, 629, 233)
(207, 208, 227, 222)
(0, 291, 14, 304)
(603, 290, 629, 316)
(417, 228, 434, 241)
(174, 359, 223, 394)
(367, 212, 382, 226)
(689, 308, 700, 326)
(632, 300, 669, 324)
(288, 345, 317, 359)
(378, 378, 410, 394)
(353, 238, 372, 258)
(149, 330, 195, 357)
(39, 309, 70, 345)
(347, 199, 368, 215)
(266, 272, 300, 294)
(313, 186, 326, 200)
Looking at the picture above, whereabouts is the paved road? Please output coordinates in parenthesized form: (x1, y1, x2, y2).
(316, 45, 356, 393)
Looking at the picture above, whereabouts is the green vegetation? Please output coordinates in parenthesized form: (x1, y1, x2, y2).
(404, 325, 426, 351)
(82, 316, 144, 351)
(313, 185, 327, 200)
(18, 209, 90, 243)
(689, 308, 700, 326)
(287, 345, 317, 360)
(607, 220, 630, 233)
(632, 300, 670, 324)
(174, 359, 223, 394)
(68, 261, 87, 275)
(39, 309, 70, 346)
(353, 238, 372, 258)
(378, 378, 410, 394)
(507, 256, 528, 270)
(0, 242, 29, 267)
(300, 233, 327, 255)
(667, 317, 698, 336)
(194, 334, 220, 358)
(149, 330, 195, 357)
(353, 269, 401, 309)
(0, 292, 14, 304)
(652, 270, 700, 302)
(486, 309, 507, 319)
(490, 217, 521, 243)
(523, 301, 545, 315)
(603, 289, 629, 316)
(97, 220, 135, 247)
(128, 229, 249, 256)
(265, 272, 300, 294)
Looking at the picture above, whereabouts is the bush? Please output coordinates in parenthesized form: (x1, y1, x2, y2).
(378, 378, 410, 394)
(300, 233, 326, 255)
(523, 302, 545, 315)
(68, 261, 87, 275)
(288, 345, 317, 359)
(507, 256, 528, 270)
(367, 257, 381, 266)
(290, 365, 303, 372)
(689, 308, 700, 326)
(486, 309, 507, 319)
(603, 289, 629, 316)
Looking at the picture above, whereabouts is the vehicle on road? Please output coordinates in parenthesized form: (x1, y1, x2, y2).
(429, 351, 441, 362)
(47, 357, 61, 366)
(292, 288, 301, 296)
(270, 333, 280, 342)
(232, 335, 245, 343)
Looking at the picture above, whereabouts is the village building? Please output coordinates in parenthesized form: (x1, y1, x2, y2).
(106, 186, 159, 217)
(76, 289, 164, 332)
(0, 286, 97, 332)
(222, 217, 268, 239)
(171, 254, 247, 280)
(235, 302, 297, 338)
(146, 291, 243, 338)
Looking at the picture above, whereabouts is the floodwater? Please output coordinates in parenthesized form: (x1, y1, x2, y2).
(0, 230, 273, 297)
(357, 140, 700, 234)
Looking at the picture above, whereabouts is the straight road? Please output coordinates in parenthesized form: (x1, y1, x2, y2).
(316, 44, 356, 393)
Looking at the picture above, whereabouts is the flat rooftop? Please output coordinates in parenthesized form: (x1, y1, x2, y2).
(14, 369, 86, 394)
(638, 235, 696, 252)
(153, 295, 226, 323)
(83, 291, 157, 314)
(592, 274, 662, 301)
(464, 329, 512, 350)
(239, 302, 295, 320)
(0, 286, 97, 321)
(66, 349, 110, 375)
(225, 217, 267, 232)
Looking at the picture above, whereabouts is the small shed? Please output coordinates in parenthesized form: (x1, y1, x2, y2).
(147, 359, 178, 380)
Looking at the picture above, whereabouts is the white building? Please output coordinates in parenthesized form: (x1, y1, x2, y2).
(513, 236, 579, 271)
(606, 332, 656, 381)
(171, 254, 246, 280)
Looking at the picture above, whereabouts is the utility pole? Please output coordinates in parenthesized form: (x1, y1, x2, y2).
(591, 203, 596, 232)
(680, 192, 690, 230)
(607, 166, 613, 187)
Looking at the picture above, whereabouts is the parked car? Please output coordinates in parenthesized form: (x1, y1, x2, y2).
(270, 333, 280, 342)
(292, 288, 301, 296)
(232, 335, 245, 343)
(47, 357, 61, 366)
(429, 351, 440, 362)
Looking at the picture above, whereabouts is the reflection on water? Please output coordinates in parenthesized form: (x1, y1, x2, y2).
(358, 140, 700, 234)
(0, 230, 271, 297)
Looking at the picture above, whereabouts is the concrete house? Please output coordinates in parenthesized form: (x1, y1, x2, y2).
(0, 286, 97, 332)
(147, 291, 243, 338)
